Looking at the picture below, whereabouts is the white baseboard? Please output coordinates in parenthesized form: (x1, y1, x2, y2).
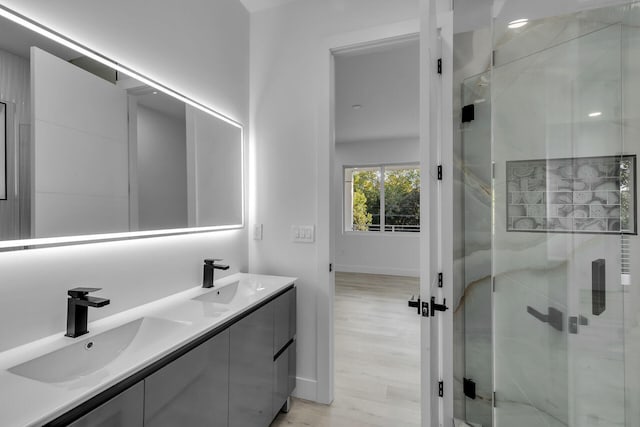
(292, 376, 317, 402)
(334, 264, 419, 277)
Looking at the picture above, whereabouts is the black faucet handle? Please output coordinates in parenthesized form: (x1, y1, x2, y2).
(204, 258, 223, 265)
(68, 287, 102, 298)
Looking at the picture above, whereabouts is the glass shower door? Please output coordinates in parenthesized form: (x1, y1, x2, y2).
(492, 7, 628, 427)
(461, 71, 493, 427)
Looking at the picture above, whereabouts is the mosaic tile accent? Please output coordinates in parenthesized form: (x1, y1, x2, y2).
(506, 155, 636, 234)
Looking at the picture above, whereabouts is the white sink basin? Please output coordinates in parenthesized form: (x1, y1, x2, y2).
(191, 278, 270, 308)
(192, 280, 240, 304)
(9, 317, 187, 384)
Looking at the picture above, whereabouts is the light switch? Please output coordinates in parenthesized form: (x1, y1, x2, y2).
(253, 224, 263, 240)
(291, 225, 315, 243)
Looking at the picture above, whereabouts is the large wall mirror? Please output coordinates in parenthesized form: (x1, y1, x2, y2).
(0, 7, 244, 249)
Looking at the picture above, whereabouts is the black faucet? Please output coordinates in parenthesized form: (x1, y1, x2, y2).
(203, 259, 230, 288)
(65, 288, 110, 338)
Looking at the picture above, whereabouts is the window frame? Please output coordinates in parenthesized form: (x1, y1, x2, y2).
(343, 162, 420, 234)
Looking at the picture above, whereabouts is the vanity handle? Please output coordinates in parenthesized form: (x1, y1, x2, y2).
(592, 258, 606, 315)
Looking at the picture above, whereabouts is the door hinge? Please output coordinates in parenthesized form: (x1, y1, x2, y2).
(329, 263, 333, 272)
(437, 58, 442, 74)
(492, 276, 496, 292)
(438, 381, 444, 397)
(463, 378, 476, 399)
(430, 297, 448, 316)
(437, 272, 443, 288)
(493, 391, 497, 408)
(492, 162, 496, 179)
(437, 165, 443, 180)
(462, 104, 475, 123)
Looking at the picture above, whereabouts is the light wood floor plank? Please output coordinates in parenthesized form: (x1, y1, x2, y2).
(271, 272, 420, 427)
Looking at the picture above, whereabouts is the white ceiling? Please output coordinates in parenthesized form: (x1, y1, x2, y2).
(334, 38, 419, 144)
(239, 0, 493, 32)
(454, 0, 493, 33)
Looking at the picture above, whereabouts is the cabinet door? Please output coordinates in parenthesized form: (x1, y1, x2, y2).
(229, 303, 274, 427)
(144, 330, 230, 427)
(273, 288, 293, 354)
(68, 382, 143, 427)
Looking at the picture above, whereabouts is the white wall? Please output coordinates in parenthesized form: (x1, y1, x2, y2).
(0, 0, 249, 352)
(249, 0, 419, 403)
(335, 138, 419, 276)
(136, 104, 187, 231)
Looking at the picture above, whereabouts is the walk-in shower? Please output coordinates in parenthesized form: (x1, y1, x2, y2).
(455, 1, 640, 426)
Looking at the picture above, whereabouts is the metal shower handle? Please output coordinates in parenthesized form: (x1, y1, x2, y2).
(526, 305, 563, 332)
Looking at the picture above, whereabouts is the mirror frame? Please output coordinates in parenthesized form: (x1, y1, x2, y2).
(0, 5, 245, 250)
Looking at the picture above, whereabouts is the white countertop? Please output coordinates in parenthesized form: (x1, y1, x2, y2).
(0, 273, 296, 427)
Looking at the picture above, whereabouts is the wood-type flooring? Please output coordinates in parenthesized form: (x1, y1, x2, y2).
(271, 272, 420, 427)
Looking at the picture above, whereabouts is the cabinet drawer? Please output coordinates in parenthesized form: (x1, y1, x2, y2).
(274, 287, 296, 354)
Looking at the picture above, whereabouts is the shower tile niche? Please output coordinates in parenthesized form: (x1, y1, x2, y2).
(506, 155, 636, 234)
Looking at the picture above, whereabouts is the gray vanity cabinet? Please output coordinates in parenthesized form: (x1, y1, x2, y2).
(228, 287, 297, 426)
(60, 286, 296, 427)
(228, 303, 275, 427)
(144, 330, 230, 427)
(68, 382, 144, 427)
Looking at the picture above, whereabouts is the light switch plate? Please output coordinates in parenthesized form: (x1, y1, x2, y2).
(253, 224, 263, 240)
(291, 225, 315, 243)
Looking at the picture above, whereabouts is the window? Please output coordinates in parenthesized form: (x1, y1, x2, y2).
(344, 164, 420, 232)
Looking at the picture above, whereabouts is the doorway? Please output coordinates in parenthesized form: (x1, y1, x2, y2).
(332, 36, 421, 425)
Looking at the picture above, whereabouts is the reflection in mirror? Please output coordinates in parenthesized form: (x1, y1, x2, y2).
(0, 8, 243, 247)
(129, 88, 188, 231)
